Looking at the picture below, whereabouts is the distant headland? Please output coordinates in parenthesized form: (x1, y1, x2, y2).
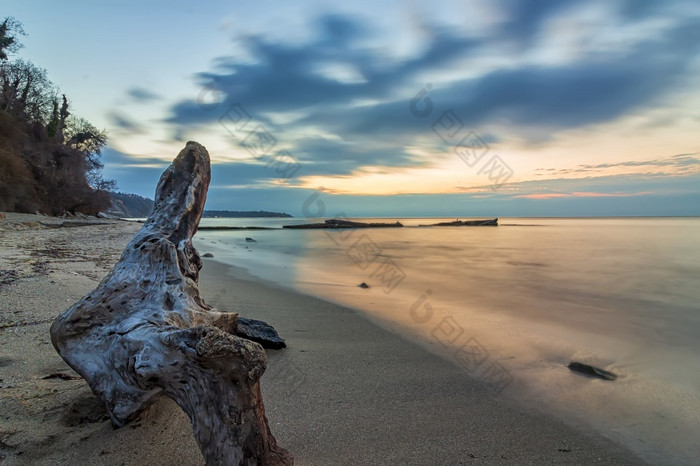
(202, 210, 293, 218)
(105, 192, 292, 218)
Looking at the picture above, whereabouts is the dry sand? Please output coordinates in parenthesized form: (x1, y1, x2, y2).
(0, 213, 645, 464)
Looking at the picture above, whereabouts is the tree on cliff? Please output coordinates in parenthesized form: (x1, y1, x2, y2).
(0, 17, 24, 60)
(0, 16, 114, 215)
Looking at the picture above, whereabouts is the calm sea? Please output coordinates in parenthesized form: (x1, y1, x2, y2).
(194, 217, 700, 464)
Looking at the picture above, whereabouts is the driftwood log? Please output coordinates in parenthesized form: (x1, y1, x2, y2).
(50, 141, 292, 465)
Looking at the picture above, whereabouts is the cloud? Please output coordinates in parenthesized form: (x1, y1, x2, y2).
(166, 15, 478, 128)
(536, 153, 700, 176)
(161, 5, 700, 188)
(102, 143, 700, 216)
(106, 3, 700, 215)
(288, 137, 428, 176)
(106, 111, 145, 133)
(102, 146, 306, 198)
(325, 20, 700, 139)
(101, 147, 167, 167)
(513, 191, 654, 200)
(467, 170, 700, 200)
(101, 147, 169, 198)
(201, 184, 700, 217)
(494, 0, 582, 44)
(168, 4, 700, 173)
(127, 86, 162, 103)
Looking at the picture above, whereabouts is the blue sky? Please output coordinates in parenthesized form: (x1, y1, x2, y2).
(5, 0, 700, 216)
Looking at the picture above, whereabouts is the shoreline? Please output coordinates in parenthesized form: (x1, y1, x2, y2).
(194, 218, 700, 465)
(199, 257, 644, 464)
(0, 214, 644, 464)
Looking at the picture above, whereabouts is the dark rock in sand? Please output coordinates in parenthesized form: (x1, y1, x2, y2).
(42, 372, 80, 381)
(236, 317, 286, 349)
(0, 269, 19, 286)
(202, 253, 214, 258)
(62, 395, 111, 426)
(567, 362, 617, 381)
(39, 221, 114, 228)
(358, 282, 370, 289)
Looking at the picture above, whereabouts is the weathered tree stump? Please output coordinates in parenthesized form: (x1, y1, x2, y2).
(50, 141, 293, 465)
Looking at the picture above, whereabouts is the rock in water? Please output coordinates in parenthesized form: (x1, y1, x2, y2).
(567, 362, 617, 381)
(202, 252, 214, 258)
(245, 237, 256, 242)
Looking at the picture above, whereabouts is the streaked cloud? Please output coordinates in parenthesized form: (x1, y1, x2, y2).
(513, 191, 655, 200)
(95, 1, 700, 216)
(127, 86, 163, 103)
(106, 111, 145, 134)
(536, 153, 700, 176)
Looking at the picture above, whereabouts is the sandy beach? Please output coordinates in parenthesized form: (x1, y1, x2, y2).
(0, 213, 645, 465)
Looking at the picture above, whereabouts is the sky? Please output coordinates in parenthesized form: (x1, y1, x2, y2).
(4, 0, 700, 217)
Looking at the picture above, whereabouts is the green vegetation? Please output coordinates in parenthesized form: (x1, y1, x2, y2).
(0, 17, 114, 215)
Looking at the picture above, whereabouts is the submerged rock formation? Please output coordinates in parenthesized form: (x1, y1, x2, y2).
(422, 218, 498, 227)
(283, 219, 403, 229)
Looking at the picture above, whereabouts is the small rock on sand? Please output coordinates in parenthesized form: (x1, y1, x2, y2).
(568, 361, 617, 381)
(20, 221, 41, 230)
